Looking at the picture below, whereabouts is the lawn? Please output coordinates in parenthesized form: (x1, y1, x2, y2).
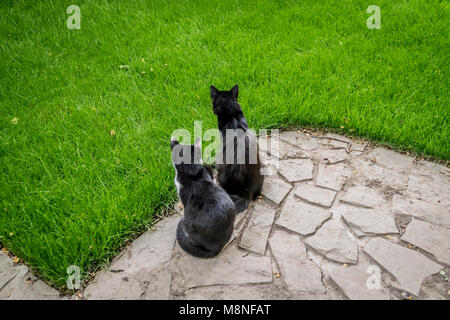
(0, 0, 448, 288)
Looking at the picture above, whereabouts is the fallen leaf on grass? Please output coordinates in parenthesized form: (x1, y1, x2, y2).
(11, 117, 19, 125)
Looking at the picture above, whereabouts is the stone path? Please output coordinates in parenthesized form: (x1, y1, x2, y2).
(1, 130, 449, 300)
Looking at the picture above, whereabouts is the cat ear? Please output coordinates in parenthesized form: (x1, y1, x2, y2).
(210, 85, 219, 101)
(230, 84, 238, 100)
(170, 137, 179, 150)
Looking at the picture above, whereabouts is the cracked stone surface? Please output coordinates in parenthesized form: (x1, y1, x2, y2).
(334, 204, 398, 236)
(363, 238, 442, 296)
(317, 148, 349, 164)
(239, 201, 276, 254)
(305, 219, 358, 264)
(392, 195, 450, 228)
(0, 251, 60, 300)
(276, 194, 331, 236)
(324, 261, 391, 300)
(278, 159, 314, 182)
(340, 185, 385, 208)
(260, 174, 292, 205)
(316, 163, 353, 191)
(401, 219, 450, 266)
(269, 230, 324, 292)
(295, 183, 337, 207)
(368, 147, 414, 170)
(3, 130, 448, 300)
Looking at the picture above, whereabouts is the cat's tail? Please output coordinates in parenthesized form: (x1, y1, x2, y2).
(176, 220, 220, 258)
(230, 195, 249, 214)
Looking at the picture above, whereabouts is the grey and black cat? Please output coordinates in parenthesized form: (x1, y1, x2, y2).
(210, 84, 264, 213)
(171, 138, 236, 258)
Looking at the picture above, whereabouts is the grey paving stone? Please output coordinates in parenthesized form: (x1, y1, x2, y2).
(260, 175, 292, 205)
(224, 210, 249, 249)
(392, 195, 450, 228)
(325, 262, 390, 300)
(317, 148, 349, 164)
(368, 147, 414, 170)
(354, 160, 408, 189)
(315, 135, 348, 149)
(363, 238, 442, 296)
(406, 174, 450, 207)
(183, 284, 276, 300)
(112, 215, 179, 272)
(84, 215, 179, 299)
(305, 219, 358, 264)
(333, 204, 398, 236)
(0, 252, 60, 300)
(269, 230, 325, 292)
(280, 131, 320, 151)
(85, 265, 171, 300)
(294, 183, 337, 207)
(401, 219, 450, 266)
(259, 151, 279, 176)
(177, 245, 273, 288)
(278, 159, 314, 182)
(316, 163, 352, 191)
(340, 185, 385, 208)
(350, 141, 367, 152)
(276, 194, 331, 236)
(258, 136, 290, 159)
(239, 201, 276, 254)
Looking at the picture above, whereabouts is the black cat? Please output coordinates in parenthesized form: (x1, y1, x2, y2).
(171, 138, 236, 258)
(210, 84, 264, 213)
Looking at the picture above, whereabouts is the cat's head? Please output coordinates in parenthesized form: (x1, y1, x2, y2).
(170, 137, 203, 176)
(210, 85, 246, 125)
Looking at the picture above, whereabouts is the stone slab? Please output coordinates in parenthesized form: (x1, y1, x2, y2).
(363, 238, 442, 296)
(239, 202, 276, 254)
(392, 195, 450, 228)
(325, 263, 390, 300)
(401, 219, 450, 266)
(368, 148, 414, 170)
(177, 245, 273, 288)
(276, 194, 331, 236)
(269, 230, 324, 292)
(316, 163, 352, 191)
(295, 183, 337, 207)
(340, 185, 385, 208)
(317, 148, 349, 164)
(333, 204, 398, 236)
(0, 252, 60, 300)
(280, 131, 320, 151)
(260, 175, 292, 205)
(305, 219, 358, 264)
(84, 215, 179, 299)
(278, 159, 314, 182)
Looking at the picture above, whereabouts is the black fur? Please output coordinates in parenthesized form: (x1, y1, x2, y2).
(210, 85, 264, 213)
(171, 138, 236, 258)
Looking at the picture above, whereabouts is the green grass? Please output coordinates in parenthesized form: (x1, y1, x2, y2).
(0, 0, 448, 288)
